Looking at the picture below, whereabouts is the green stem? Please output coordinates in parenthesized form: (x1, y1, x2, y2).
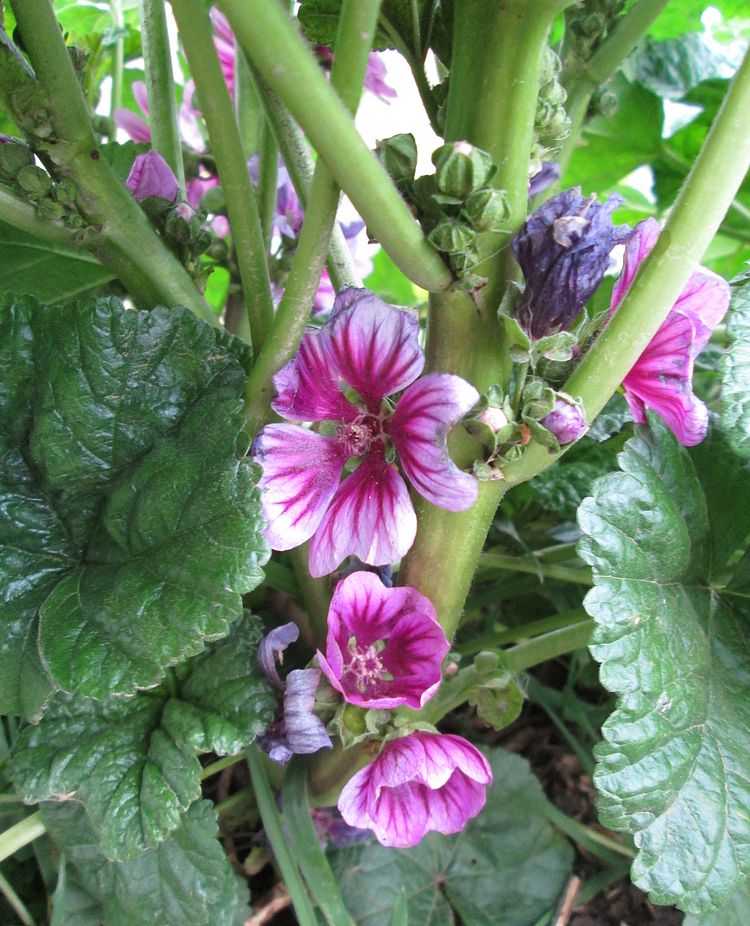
(505, 42, 750, 488)
(171, 0, 274, 352)
(0, 869, 34, 926)
(234, 49, 263, 158)
(245, 746, 319, 926)
(501, 619, 594, 672)
(455, 608, 589, 655)
(282, 758, 357, 926)
(527, 678, 594, 775)
(557, 0, 671, 179)
(378, 10, 440, 133)
(478, 551, 592, 585)
(0, 812, 45, 865)
(542, 803, 634, 862)
(8, 0, 216, 324)
(140, 0, 185, 193)
(0, 185, 76, 245)
(200, 753, 243, 779)
(218, 0, 452, 293)
(109, 0, 124, 118)
(257, 120, 279, 250)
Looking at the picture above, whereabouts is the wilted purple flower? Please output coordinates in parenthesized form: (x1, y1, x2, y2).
(254, 288, 479, 577)
(512, 187, 629, 339)
(125, 150, 179, 203)
(338, 732, 493, 847)
(258, 621, 300, 689)
(317, 571, 449, 710)
(542, 398, 586, 445)
(528, 163, 560, 199)
(610, 218, 730, 445)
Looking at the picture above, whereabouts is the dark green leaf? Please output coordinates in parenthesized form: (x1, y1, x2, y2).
(298, 0, 432, 56)
(634, 34, 736, 100)
(0, 221, 116, 302)
(330, 748, 573, 926)
(720, 270, 750, 458)
(0, 295, 267, 714)
(578, 417, 750, 913)
(10, 620, 275, 860)
(45, 799, 249, 926)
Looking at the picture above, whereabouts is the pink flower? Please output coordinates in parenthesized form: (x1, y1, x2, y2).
(610, 218, 730, 445)
(253, 289, 479, 577)
(542, 398, 586, 445)
(338, 732, 492, 847)
(125, 150, 179, 203)
(364, 53, 397, 102)
(114, 81, 152, 143)
(317, 571, 449, 710)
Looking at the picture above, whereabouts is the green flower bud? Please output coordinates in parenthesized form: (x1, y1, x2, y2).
(164, 202, 203, 243)
(375, 133, 417, 186)
(464, 188, 509, 232)
(535, 99, 555, 131)
(54, 179, 77, 208)
(538, 46, 561, 86)
(539, 79, 567, 106)
(539, 106, 571, 143)
(449, 244, 479, 274)
(428, 217, 475, 254)
(16, 164, 52, 198)
(35, 198, 65, 221)
(432, 141, 494, 197)
(199, 185, 226, 214)
(0, 140, 34, 179)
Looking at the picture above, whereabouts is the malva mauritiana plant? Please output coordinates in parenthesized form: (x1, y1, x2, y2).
(0, 0, 749, 924)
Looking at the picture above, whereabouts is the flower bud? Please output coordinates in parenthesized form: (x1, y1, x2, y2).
(199, 185, 226, 214)
(35, 198, 65, 221)
(53, 179, 77, 208)
(541, 398, 587, 445)
(428, 217, 475, 254)
(375, 133, 417, 186)
(125, 150, 179, 203)
(464, 188, 509, 232)
(16, 164, 52, 198)
(539, 79, 567, 106)
(539, 106, 572, 143)
(432, 141, 494, 197)
(0, 140, 34, 179)
(538, 46, 561, 86)
(164, 201, 203, 242)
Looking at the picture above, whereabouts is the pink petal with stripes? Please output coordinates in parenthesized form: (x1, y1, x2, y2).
(610, 216, 660, 312)
(254, 424, 348, 551)
(308, 451, 416, 577)
(326, 288, 424, 411)
(389, 373, 479, 511)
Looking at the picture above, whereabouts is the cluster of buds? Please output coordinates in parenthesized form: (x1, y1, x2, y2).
(377, 137, 509, 283)
(0, 138, 85, 228)
(530, 48, 571, 178)
(563, 0, 627, 63)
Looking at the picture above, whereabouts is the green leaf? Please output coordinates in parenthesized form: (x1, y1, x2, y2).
(330, 748, 573, 926)
(298, 0, 432, 56)
(720, 270, 750, 458)
(647, 1, 749, 40)
(578, 417, 750, 914)
(9, 620, 275, 860)
(45, 799, 249, 926)
(684, 880, 750, 926)
(634, 34, 737, 100)
(364, 248, 421, 306)
(0, 295, 267, 715)
(0, 221, 116, 302)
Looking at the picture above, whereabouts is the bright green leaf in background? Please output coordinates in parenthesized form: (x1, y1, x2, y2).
(720, 269, 750, 457)
(44, 799, 248, 926)
(578, 418, 750, 914)
(330, 749, 573, 926)
(0, 295, 268, 719)
(9, 621, 275, 861)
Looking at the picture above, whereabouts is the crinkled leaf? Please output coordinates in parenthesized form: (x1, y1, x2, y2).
(634, 34, 738, 100)
(720, 270, 750, 458)
(330, 748, 573, 926)
(0, 295, 268, 712)
(298, 0, 431, 55)
(10, 620, 275, 860)
(45, 799, 249, 926)
(684, 880, 750, 926)
(578, 417, 750, 914)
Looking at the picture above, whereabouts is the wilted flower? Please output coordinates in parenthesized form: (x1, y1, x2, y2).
(125, 150, 179, 203)
(610, 218, 730, 445)
(528, 162, 560, 199)
(512, 187, 629, 339)
(253, 288, 479, 577)
(338, 732, 493, 847)
(317, 571, 449, 710)
(542, 398, 587, 445)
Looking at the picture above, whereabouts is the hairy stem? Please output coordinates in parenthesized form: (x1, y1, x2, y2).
(171, 0, 274, 351)
(218, 0, 452, 292)
(140, 0, 185, 193)
(502, 618, 595, 672)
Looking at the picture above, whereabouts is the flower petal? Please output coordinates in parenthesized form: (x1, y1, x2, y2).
(610, 216, 661, 312)
(674, 267, 731, 338)
(272, 330, 358, 423)
(425, 770, 489, 836)
(258, 622, 299, 688)
(284, 669, 332, 755)
(308, 452, 416, 577)
(326, 289, 424, 409)
(114, 109, 151, 143)
(254, 424, 348, 550)
(369, 783, 430, 847)
(389, 373, 479, 511)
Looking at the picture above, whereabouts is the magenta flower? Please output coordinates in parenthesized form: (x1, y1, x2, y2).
(610, 218, 730, 446)
(338, 732, 493, 847)
(253, 289, 479, 577)
(125, 150, 179, 203)
(317, 571, 449, 710)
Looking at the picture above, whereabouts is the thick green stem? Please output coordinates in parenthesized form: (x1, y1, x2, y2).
(8, 0, 215, 323)
(246, 746, 319, 926)
(218, 0, 452, 293)
(505, 43, 750, 488)
(0, 185, 76, 245)
(257, 121, 279, 250)
(557, 0, 671, 179)
(282, 758, 357, 926)
(171, 0, 273, 351)
(479, 551, 592, 585)
(0, 812, 45, 865)
(502, 619, 594, 672)
(140, 0, 185, 193)
(234, 49, 263, 158)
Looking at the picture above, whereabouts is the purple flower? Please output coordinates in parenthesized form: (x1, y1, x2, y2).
(528, 163, 560, 199)
(114, 81, 152, 143)
(317, 571, 449, 710)
(338, 732, 492, 847)
(253, 288, 479, 577)
(512, 187, 629, 339)
(275, 167, 305, 238)
(363, 53, 397, 102)
(258, 621, 300, 689)
(610, 218, 730, 446)
(125, 150, 179, 203)
(542, 398, 587, 445)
